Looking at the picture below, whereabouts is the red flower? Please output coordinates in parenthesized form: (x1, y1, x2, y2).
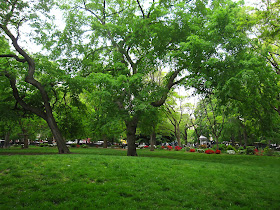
(254, 148, 259, 155)
(190, 149, 196, 152)
(175, 146, 182, 151)
(76, 144, 80, 148)
(205, 149, 214, 154)
(167, 146, 173, 150)
(161, 146, 165, 149)
(215, 150, 221, 154)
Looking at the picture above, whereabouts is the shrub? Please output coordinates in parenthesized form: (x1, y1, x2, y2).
(71, 144, 77, 148)
(144, 145, 149, 149)
(197, 149, 205, 153)
(264, 146, 274, 156)
(189, 148, 196, 152)
(215, 150, 221, 154)
(254, 148, 259, 155)
(239, 146, 244, 150)
(175, 146, 182, 151)
(246, 146, 255, 155)
(82, 144, 88, 148)
(185, 147, 191, 152)
(167, 146, 173, 150)
(226, 145, 237, 152)
(76, 144, 80, 148)
(227, 150, 236, 154)
(205, 149, 215, 154)
(199, 144, 207, 149)
(238, 150, 246, 155)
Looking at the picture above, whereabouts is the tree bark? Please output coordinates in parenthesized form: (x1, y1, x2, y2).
(150, 128, 156, 151)
(175, 126, 181, 147)
(23, 134, 29, 149)
(125, 117, 138, 156)
(45, 113, 70, 153)
(4, 131, 10, 149)
(103, 135, 108, 148)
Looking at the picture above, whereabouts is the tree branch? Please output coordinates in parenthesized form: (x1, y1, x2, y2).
(5, 72, 46, 119)
(151, 67, 184, 107)
(136, 0, 145, 19)
(0, 54, 26, 63)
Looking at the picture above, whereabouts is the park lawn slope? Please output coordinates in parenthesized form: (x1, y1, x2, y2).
(0, 147, 279, 209)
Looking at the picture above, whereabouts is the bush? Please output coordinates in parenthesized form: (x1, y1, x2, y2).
(185, 147, 191, 152)
(175, 146, 182, 151)
(199, 144, 207, 149)
(197, 149, 205, 153)
(239, 146, 244, 150)
(264, 147, 274, 156)
(167, 146, 173, 150)
(227, 150, 236, 154)
(238, 150, 246, 155)
(189, 148, 196, 152)
(246, 146, 255, 155)
(71, 144, 77, 148)
(226, 145, 237, 152)
(205, 149, 215, 154)
(215, 150, 221, 154)
(82, 144, 88, 148)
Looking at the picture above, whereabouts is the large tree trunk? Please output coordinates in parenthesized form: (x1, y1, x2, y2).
(175, 125, 181, 147)
(215, 135, 219, 150)
(23, 134, 29, 149)
(125, 118, 138, 156)
(46, 114, 70, 154)
(4, 131, 10, 148)
(150, 128, 156, 151)
(103, 135, 108, 148)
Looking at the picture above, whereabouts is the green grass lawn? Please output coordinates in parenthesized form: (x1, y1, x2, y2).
(0, 147, 280, 209)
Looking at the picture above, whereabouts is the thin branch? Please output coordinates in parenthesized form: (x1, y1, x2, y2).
(0, 54, 26, 63)
(136, 0, 145, 19)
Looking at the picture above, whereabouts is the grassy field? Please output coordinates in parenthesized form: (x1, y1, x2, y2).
(0, 147, 280, 209)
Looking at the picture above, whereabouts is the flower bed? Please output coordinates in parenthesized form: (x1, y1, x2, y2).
(205, 149, 215, 154)
(189, 148, 196, 152)
(175, 146, 182, 151)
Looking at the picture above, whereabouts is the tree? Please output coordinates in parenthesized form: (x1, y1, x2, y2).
(0, 1, 70, 153)
(56, 0, 210, 156)
(164, 94, 190, 147)
(252, 0, 280, 115)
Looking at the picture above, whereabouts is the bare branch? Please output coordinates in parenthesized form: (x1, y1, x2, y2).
(136, 0, 145, 19)
(0, 54, 26, 62)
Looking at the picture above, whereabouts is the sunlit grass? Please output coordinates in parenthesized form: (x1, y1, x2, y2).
(0, 147, 279, 209)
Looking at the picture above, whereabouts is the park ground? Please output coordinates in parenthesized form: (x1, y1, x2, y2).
(0, 147, 280, 209)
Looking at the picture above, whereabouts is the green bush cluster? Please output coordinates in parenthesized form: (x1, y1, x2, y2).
(71, 144, 77, 148)
(246, 146, 255, 155)
(82, 144, 89, 148)
(263, 147, 274, 156)
(226, 145, 237, 152)
(39, 143, 49, 147)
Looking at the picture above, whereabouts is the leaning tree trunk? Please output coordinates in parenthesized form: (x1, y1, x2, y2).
(1, 24, 70, 154)
(125, 118, 138, 156)
(46, 114, 70, 154)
